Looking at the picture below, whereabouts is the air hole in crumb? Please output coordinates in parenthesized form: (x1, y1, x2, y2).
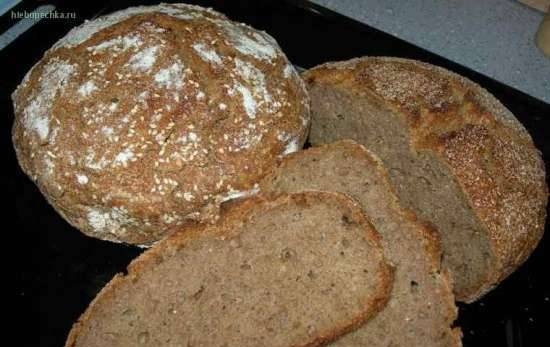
(410, 280, 419, 293)
(240, 262, 251, 270)
(336, 114, 345, 120)
(192, 285, 205, 300)
(280, 247, 296, 261)
(341, 214, 352, 225)
(340, 251, 345, 256)
(307, 270, 317, 279)
(291, 212, 302, 221)
(110, 97, 119, 103)
(121, 307, 135, 317)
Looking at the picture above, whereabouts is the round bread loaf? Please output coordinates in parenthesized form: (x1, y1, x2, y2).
(304, 57, 547, 302)
(12, 3, 310, 246)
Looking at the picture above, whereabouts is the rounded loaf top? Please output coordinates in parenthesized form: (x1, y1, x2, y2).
(12, 3, 310, 246)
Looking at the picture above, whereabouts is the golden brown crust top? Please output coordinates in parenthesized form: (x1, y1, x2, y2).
(303, 57, 547, 293)
(12, 3, 310, 245)
(64, 191, 393, 347)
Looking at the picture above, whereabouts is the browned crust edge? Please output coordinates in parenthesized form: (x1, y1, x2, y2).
(64, 191, 393, 347)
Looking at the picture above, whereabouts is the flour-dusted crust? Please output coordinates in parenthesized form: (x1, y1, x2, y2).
(12, 3, 310, 245)
(303, 57, 547, 302)
(64, 192, 393, 347)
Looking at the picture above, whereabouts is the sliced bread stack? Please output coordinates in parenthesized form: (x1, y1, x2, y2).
(65, 192, 393, 347)
(260, 140, 461, 347)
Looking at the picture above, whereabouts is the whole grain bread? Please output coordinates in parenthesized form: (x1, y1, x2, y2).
(303, 57, 548, 302)
(260, 140, 461, 346)
(65, 192, 392, 347)
(12, 3, 310, 246)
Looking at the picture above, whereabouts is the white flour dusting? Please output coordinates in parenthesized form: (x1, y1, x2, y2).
(192, 43, 222, 65)
(76, 174, 89, 184)
(113, 148, 135, 165)
(53, 4, 217, 49)
(77, 80, 98, 97)
(217, 21, 278, 62)
(283, 138, 300, 155)
(234, 58, 272, 103)
(22, 58, 76, 141)
(234, 83, 256, 119)
(283, 64, 294, 78)
(87, 206, 136, 234)
(218, 185, 260, 203)
(129, 46, 159, 71)
(154, 61, 184, 89)
(87, 34, 142, 53)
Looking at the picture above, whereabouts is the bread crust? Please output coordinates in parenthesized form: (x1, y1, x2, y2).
(303, 57, 547, 302)
(12, 3, 310, 246)
(64, 191, 393, 347)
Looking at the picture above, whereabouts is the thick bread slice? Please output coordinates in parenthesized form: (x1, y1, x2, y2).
(303, 57, 547, 302)
(65, 192, 393, 347)
(260, 140, 461, 346)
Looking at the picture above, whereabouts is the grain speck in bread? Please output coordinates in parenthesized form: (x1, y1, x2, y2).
(12, 3, 310, 246)
(260, 140, 461, 347)
(65, 192, 392, 347)
(303, 57, 548, 302)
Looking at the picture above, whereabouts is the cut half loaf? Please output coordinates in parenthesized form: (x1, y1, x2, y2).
(303, 57, 548, 302)
(65, 192, 392, 347)
(260, 140, 461, 347)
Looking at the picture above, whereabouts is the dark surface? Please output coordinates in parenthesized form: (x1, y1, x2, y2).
(3, 1, 548, 346)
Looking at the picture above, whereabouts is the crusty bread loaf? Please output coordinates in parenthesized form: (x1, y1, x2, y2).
(260, 140, 461, 346)
(12, 3, 310, 246)
(303, 57, 548, 302)
(65, 192, 392, 347)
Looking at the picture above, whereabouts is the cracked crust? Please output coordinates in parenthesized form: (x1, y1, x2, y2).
(12, 3, 310, 246)
(303, 57, 547, 302)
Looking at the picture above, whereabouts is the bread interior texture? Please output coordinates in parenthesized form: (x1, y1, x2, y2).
(309, 85, 494, 300)
(262, 142, 460, 346)
(68, 195, 388, 347)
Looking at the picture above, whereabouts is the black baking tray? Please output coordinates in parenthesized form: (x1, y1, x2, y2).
(4, 1, 549, 346)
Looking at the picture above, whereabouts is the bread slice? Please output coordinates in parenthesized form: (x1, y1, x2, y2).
(303, 57, 547, 302)
(260, 140, 461, 347)
(65, 192, 392, 347)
